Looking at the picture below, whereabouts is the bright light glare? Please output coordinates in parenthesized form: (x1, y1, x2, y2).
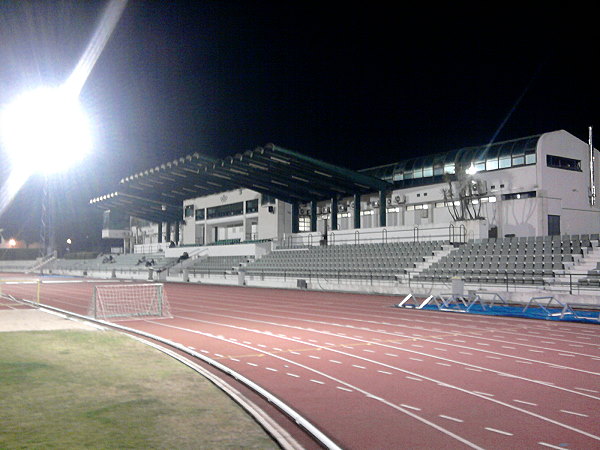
(0, 86, 92, 175)
(465, 163, 478, 176)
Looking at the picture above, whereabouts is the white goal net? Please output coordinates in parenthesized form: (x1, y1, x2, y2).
(89, 283, 171, 321)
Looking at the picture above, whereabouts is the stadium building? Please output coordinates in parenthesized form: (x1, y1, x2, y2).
(91, 129, 599, 250)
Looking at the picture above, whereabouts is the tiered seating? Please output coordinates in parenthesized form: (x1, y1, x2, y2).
(0, 260, 36, 272)
(246, 241, 447, 280)
(50, 253, 176, 273)
(579, 262, 600, 286)
(188, 255, 252, 273)
(415, 234, 597, 285)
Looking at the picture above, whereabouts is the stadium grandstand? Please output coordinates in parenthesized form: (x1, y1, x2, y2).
(2, 129, 600, 307)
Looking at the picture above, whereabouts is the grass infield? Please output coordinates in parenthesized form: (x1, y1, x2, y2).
(0, 329, 277, 449)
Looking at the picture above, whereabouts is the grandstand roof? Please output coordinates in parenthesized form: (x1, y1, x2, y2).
(90, 143, 392, 223)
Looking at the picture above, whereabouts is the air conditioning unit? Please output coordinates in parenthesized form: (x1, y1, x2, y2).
(338, 205, 347, 212)
(386, 198, 392, 205)
(372, 201, 380, 208)
(324, 206, 331, 213)
(349, 201, 355, 208)
(394, 195, 406, 204)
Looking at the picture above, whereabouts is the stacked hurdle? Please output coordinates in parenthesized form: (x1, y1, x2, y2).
(395, 292, 599, 323)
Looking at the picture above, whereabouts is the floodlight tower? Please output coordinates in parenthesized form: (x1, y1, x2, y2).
(0, 85, 92, 256)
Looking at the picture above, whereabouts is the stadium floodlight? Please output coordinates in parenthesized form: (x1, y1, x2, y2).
(0, 85, 92, 176)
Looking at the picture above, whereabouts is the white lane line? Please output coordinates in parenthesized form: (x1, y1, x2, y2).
(436, 362, 451, 367)
(286, 372, 300, 378)
(558, 353, 575, 357)
(409, 357, 423, 362)
(560, 410, 589, 418)
(539, 442, 568, 449)
(529, 349, 544, 353)
(310, 379, 325, 385)
(329, 359, 342, 364)
(406, 376, 423, 382)
(411, 344, 424, 348)
(501, 345, 516, 349)
(513, 399, 538, 406)
(363, 349, 375, 353)
(154, 317, 600, 444)
(214, 353, 224, 357)
(485, 355, 502, 360)
(273, 347, 283, 351)
(228, 357, 240, 362)
(325, 342, 336, 346)
(453, 339, 466, 343)
(336, 386, 353, 392)
(473, 391, 494, 397)
(242, 341, 252, 344)
(485, 427, 513, 436)
(439, 414, 464, 423)
(246, 362, 258, 367)
(308, 355, 321, 359)
(476, 343, 490, 346)
(257, 344, 267, 348)
(465, 367, 482, 372)
(352, 364, 367, 369)
(400, 404, 421, 411)
(266, 367, 278, 372)
(459, 351, 473, 355)
(377, 370, 392, 375)
(200, 349, 209, 354)
(385, 353, 398, 357)
(575, 387, 598, 393)
(515, 360, 533, 364)
(289, 351, 301, 355)
(434, 348, 448, 352)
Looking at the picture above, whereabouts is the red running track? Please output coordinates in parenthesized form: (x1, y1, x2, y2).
(5, 278, 600, 449)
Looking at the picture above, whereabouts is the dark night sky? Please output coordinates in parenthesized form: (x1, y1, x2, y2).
(0, 1, 597, 249)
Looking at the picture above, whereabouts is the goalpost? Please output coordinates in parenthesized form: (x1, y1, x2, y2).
(89, 283, 171, 321)
(0, 279, 41, 304)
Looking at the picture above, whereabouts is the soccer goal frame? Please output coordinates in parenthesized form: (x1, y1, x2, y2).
(89, 283, 171, 321)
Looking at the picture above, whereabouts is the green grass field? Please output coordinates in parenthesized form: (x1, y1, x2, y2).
(0, 329, 278, 449)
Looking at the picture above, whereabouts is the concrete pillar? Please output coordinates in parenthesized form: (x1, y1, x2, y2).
(353, 194, 361, 229)
(291, 201, 299, 233)
(157, 222, 163, 243)
(379, 190, 387, 227)
(310, 201, 318, 232)
(331, 197, 338, 230)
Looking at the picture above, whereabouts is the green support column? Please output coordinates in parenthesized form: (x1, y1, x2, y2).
(331, 197, 338, 230)
(379, 190, 387, 227)
(353, 194, 361, 229)
(310, 201, 318, 232)
(157, 222, 163, 243)
(291, 201, 299, 234)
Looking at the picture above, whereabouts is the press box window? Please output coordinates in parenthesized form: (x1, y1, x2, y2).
(246, 199, 259, 213)
(184, 205, 194, 218)
(195, 208, 205, 221)
(547, 154, 581, 171)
